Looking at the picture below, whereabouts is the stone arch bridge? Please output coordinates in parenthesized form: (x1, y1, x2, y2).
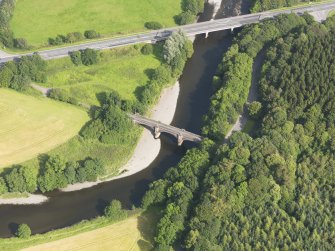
(129, 114, 203, 146)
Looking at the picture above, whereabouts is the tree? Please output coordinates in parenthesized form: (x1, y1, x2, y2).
(0, 65, 14, 87)
(64, 161, 79, 184)
(163, 30, 188, 65)
(151, 65, 172, 86)
(182, 0, 204, 15)
(0, 177, 8, 194)
(16, 224, 31, 238)
(4, 166, 37, 193)
(13, 38, 29, 49)
(104, 200, 127, 220)
(46, 155, 66, 173)
(248, 101, 262, 118)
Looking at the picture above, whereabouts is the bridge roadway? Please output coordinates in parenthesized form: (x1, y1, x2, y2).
(1, 1, 335, 64)
(129, 114, 203, 146)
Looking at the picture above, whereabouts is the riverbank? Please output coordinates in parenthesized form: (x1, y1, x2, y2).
(0, 194, 48, 205)
(61, 82, 180, 192)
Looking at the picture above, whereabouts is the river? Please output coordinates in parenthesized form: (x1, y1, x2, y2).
(0, 0, 248, 237)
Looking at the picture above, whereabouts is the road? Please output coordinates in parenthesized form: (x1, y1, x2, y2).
(1, 1, 335, 63)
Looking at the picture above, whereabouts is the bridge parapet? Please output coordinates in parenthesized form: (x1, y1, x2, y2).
(129, 113, 203, 146)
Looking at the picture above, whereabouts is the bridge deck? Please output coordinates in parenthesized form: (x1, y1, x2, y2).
(129, 114, 203, 143)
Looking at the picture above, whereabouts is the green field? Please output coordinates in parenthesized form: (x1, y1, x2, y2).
(10, 0, 181, 47)
(0, 89, 89, 168)
(43, 46, 160, 105)
(0, 209, 160, 251)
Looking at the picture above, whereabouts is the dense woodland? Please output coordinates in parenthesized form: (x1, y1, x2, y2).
(143, 14, 335, 250)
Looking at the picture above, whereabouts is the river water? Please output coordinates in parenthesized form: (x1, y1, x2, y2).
(0, 1, 248, 237)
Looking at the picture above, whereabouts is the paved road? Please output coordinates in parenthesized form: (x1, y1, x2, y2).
(1, 1, 334, 63)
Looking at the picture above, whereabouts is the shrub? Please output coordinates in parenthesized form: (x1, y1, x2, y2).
(13, 38, 29, 49)
(81, 48, 99, 66)
(65, 32, 84, 43)
(176, 11, 195, 25)
(48, 88, 77, 105)
(104, 200, 127, 220)
(16, 224, 31, 238)
(84, 30, 100, 39)
(70, 51, 82, 65)
(145, 21, 163, 30)
(141, 44, 153, 55)
(48, 34, 66, 45)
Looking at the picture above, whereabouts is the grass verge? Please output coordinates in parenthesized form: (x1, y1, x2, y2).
(10, 0, 181, 47)
(0, 89, 89, 168)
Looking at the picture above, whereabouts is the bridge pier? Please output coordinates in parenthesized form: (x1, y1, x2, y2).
(205, 32, 209, 38)
(177, 134, 184, 146)
(154, 126, 161, 139)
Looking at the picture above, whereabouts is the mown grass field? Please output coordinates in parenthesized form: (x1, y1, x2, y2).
(0, 89, 89, 168)
(43, 46, 160, 106)
(10, 0, 181, 47)
(0, 209, 160, 251)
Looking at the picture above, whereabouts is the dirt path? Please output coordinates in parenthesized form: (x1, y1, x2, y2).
(30, 83, 52, 96)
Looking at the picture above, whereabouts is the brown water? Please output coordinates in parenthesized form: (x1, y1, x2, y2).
(0, 1, 248, 237)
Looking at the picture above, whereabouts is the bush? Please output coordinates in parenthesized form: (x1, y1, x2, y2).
(65, 32, 84, 43)
(70, 51, 82, 65)
(13, 38, 29, 49)
(16, 224, 31, 238)
(48, 34, 66, 45)
(48, 88, 70, 102)
(84, 30, 100, 39)
(176, 11, 195, 25)
(104, 200, 127, 220)
(141, 44, 154, 55)
(145, 21, 163, 30)
(81, 48, 99, 66)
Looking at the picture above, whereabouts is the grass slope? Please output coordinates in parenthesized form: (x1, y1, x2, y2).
(0, 89, 89, 168)
(11, 0, 181, 47)
(44, 46, 160, 105)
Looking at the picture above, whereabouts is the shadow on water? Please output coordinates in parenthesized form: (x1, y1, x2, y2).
(0, 1, 248, 238)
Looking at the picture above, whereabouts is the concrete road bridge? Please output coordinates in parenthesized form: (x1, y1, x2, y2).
(0, 1, 335, 63)
(129, 114, 203, 146)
